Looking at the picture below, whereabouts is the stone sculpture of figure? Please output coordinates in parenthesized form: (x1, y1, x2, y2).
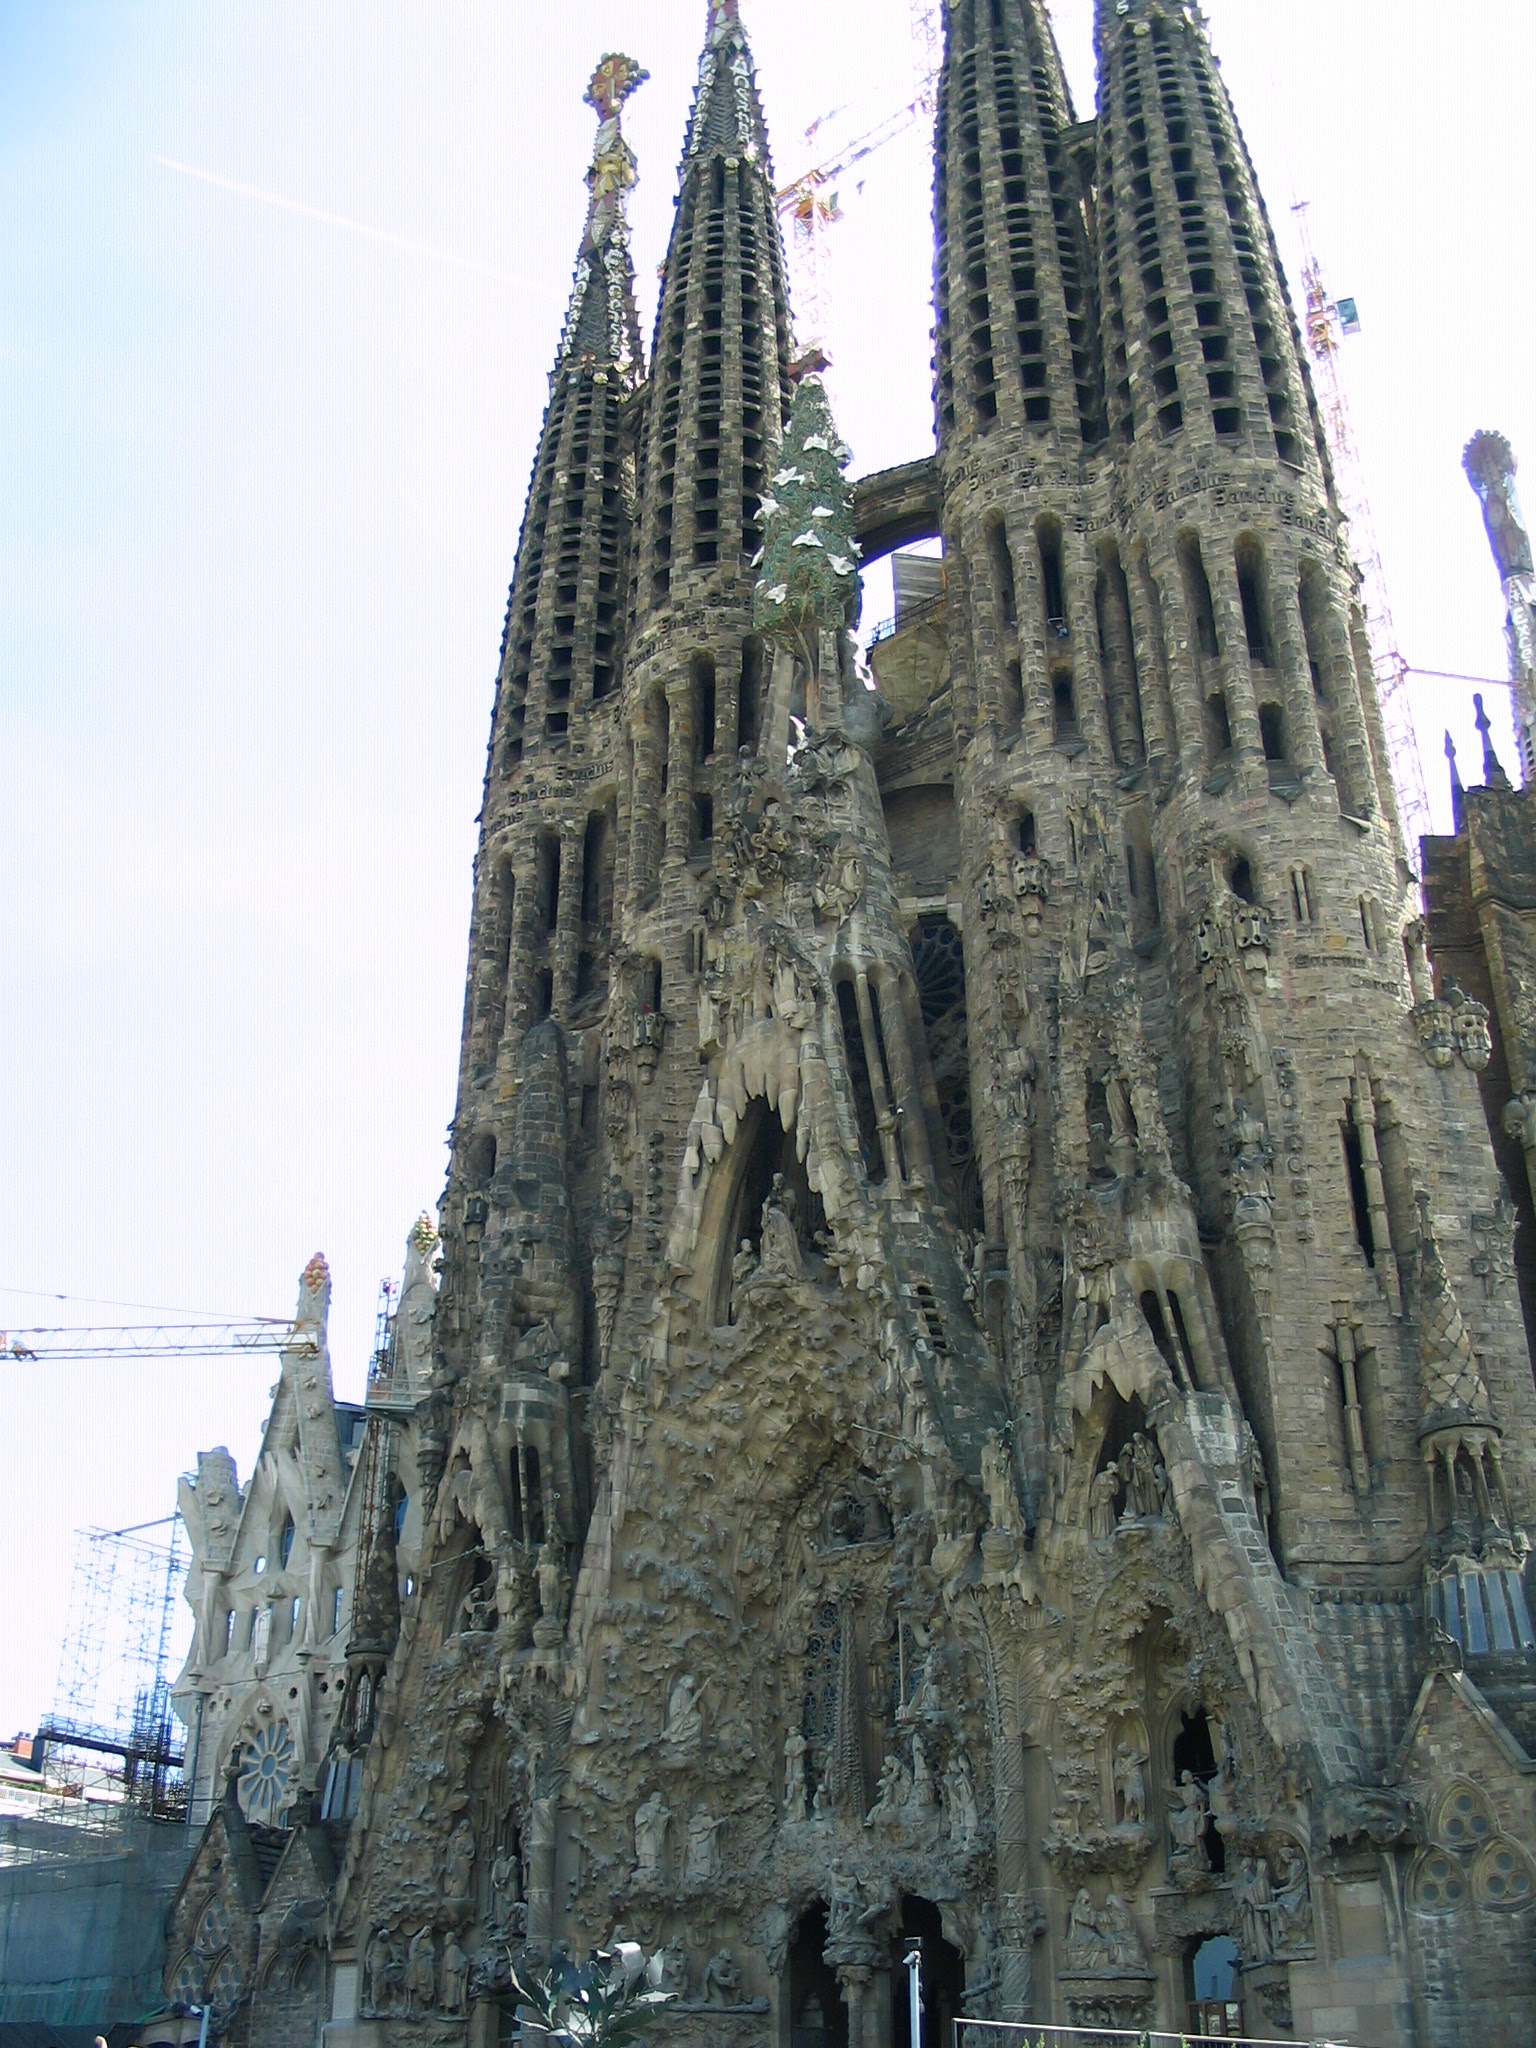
(911, 1647, 944, 1717)
(1271, 1841, 1315, 1951)
(1121, 1433, 1165, 1520)
(759, 1174, 803, 1277)
(685, 1809, 725, 1883)
(908, 1732, 938, 1815)
(783, 1727, 810, 1823)
(634, 1790, 671, 1874)
(980, 1430, 1024, 1539)
(1089, 1465, 1121, 1540)
(535, 1542, 566, 1623)
(866, 1750, 910, 1826)
(490, 1846, 520, 1925)
(702, 1948, 744, 2007)
(1113, 1743, 1148, 1827)
(444, 1819, 475, 1903)
(664, 1673, 705, 1753)
(441, 1936, 471, 2013)
(1066, 1889, 1106, 1971)
(657, 1945, 691, 1998)
(1465, 429, 1535, 581)
(364, 1931, 392, 2016)
(1169, 1771, 1210, 1867)
(945, 1745, 980, 1844)
(1235, 1853, 1274, 1962)
(1100, 1893, 1144, 1974)
(459, 1576, 496, 1635)
(730, 1237, 758, 1312)
(407, 1928, 437, 2011)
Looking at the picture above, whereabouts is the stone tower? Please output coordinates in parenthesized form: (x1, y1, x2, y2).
(165, 6, 1536, 2046)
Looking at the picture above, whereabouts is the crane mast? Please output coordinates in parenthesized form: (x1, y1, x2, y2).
(1292, 201, 1432, 859)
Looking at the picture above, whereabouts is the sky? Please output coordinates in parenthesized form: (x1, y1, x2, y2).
(3, 0, 1534, 1741)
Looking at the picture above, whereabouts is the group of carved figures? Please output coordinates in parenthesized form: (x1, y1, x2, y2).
(1088, 1431, 1172, 1538)
(633, 1790, 726, 1885)
(363, 1927, 472, 2017)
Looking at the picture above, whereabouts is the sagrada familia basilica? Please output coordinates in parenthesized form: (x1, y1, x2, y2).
(155, 3, 1536, 2042)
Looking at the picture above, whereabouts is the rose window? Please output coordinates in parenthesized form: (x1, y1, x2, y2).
(208, 1950, 244, 2016)
(236, 1719, 298, 1826)
(196, 1898, 231, 1954)
(1473, 1837, 1536, 1908)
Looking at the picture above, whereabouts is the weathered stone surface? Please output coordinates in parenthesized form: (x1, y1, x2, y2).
(163, 7, 1536, 2048)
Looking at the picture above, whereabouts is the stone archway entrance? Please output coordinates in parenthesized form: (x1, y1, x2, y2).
(893, 1898, 964, 2048)
(789, 1905, 849, 2048)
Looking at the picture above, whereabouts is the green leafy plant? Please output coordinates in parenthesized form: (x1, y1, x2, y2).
(506, 1947, 674, 2046)
(752, 373, 860, 670)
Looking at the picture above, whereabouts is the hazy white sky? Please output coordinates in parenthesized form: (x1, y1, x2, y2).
(3, 0, 1533, 1737)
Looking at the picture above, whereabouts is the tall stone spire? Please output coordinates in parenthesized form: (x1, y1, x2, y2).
(556, 53, 648, 379)
(632, 1, 793, 618)
(933, 0, 1102, 449)
(456, 57, 647, 1092)
(1093, 0, 1322, 471)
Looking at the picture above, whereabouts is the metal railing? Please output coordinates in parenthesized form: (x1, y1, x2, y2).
(954, 2024, 1331, 2048)
(868, 588, 949, 646)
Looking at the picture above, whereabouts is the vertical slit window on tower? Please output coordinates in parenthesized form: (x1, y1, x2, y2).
(1258, 702, 1287, 764)
(1235, 536, 1274, 665)
(1053, 672, 1078, 741)
(987, 516, 1017, 631)
(537, 834, 561, 939)
(693, 654, 717, 762)
(739, 639, 760, 751)
(1341, 1119, 1377, 1264)
(836, 979, 885, 1182)
(1177, 531, 1220, 661)
(1038, 517, 1068, 635)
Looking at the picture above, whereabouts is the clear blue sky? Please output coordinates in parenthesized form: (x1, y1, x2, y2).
(3, 0, 1533, 1737)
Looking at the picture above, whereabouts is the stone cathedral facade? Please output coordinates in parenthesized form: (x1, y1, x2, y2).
(162, 4, 1536, 2044)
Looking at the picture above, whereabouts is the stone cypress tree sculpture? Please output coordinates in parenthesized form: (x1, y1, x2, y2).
(753, 374, 860, 671)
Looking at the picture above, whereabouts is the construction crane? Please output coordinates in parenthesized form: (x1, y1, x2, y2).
(1292, 201, 1433, 860)
(778, 0, 942, 369)
(3, 1318, 296, 1361)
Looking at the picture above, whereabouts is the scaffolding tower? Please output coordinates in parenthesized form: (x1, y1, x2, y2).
(34, 1517, 190, 1819)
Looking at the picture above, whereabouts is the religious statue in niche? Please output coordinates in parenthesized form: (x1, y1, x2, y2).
(759, 1174, 804, 1278)
(1113, 1742, 1149, 1828)
(663, 1673, 706, 1756)
(783, 1726, 811, 1823)
(633, 1790, 671, 1875)
(1168, 1770, 1211, 1873)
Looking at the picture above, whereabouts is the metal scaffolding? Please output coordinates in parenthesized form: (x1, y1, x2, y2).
(34, 1517, 190, 1819)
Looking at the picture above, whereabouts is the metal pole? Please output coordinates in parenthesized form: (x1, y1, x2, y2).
(904, 1940, 923, 2047)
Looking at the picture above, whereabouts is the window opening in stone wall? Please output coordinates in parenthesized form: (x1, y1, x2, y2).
(1019, 811, 1037, 856)
(533, 968, 554, 1022)
(693, 793, 714, 852)
(643, 957, 663, 1017)
(837, 979, 885, 1182)
(1037, 517, 1068, 634)
(332, 1587, 345, 1636)
(574, 952, 602, 1010)
(468, 1133, 497, 1188)
(1003, 659, 1024, 729)
(1258, 701, 1287, 763)
(509, 1447, 545, 1548)
(987, 515, 1016, 630)
(1228, 856, 1256, 906)
(1053, 672, 1078, 741)
(1177, 531, 1220, 661)
(278, 1515, 294, 1568)
(1291, 865, 1315, 924)
(1341, 1119, 1377, 1264)
(1168, 1292, 1198, 1386)
(581, 809, 615, 932)
(912, 920, 979, 1232)
(739, 639, 761, 751)
(656, 693, 671, 797)
(692, 654, 717, 762)
(1204, 690, 1233, 765)
(289, 1596, 302, 1638)
(1140, 1291, 1181, 1378)
(1095, 538, 1147, 769)
(536, 834, 561, 939)
(1235, 536, 1273, 665)
(1171, 1707, 1225, 1872)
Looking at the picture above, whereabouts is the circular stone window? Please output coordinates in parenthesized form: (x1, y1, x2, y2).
(1409, 1848, 1467, 1915)
(236, 1719, 298, 1827)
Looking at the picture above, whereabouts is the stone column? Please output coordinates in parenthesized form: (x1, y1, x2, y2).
(553, 819, 584, 1014)
(1269, 572, 1326, 776)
